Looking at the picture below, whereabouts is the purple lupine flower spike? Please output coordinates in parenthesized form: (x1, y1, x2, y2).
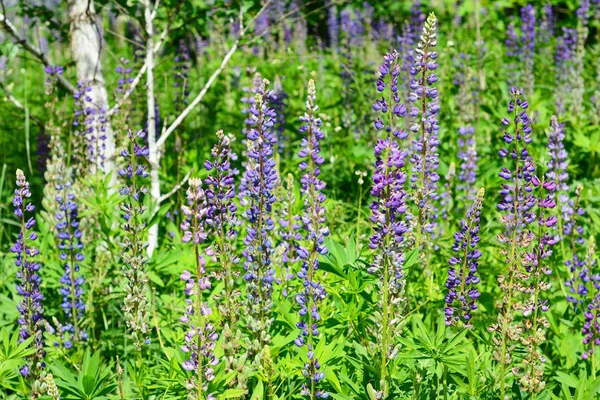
(174, 40, 191, 108)
(571, 0, 590, 117)
(369, 49, 409, 398)
(203, 130, 249, 386)
(554, 28, 577, 117)
(118, 130, 151, 349)
(239, 78, 279, 355)
(180, 178, 219, 399)
(545, 116, 570, 242)
(11, 170, 46, 388)
(490, 87, 554, 396)
(295, 80, 329, 399)
(564, 185, 591, 306)
(327, 1, 339, 50)
(444, 188, 484, 328)
(408, 13, 440, 243)
(272, 76, 289, 155)
(55, 168, 87, 347)
(520, 4, 536, 96)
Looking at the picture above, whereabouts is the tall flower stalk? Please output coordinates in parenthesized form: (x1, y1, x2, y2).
(55, 168, 87, 348)
(180, 179, 219, 400)
(239, 79, 279, 356)
(118, 130, 151, 349)
(294, 80, 330, 399)
(515, 176, 556, 394)
(370, 50, 409, 397)
(445, 188, 484, 328)
(203, 130, 249, 388)
(11, 170, 46, 396)
(408, 12, 440, 244)
(489, 87, 537, 397)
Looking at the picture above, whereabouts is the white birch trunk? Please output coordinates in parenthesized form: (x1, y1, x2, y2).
(144, 0, 160, 256)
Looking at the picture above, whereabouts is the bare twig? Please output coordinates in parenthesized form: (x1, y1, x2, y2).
(0, 13, 76, 93)
(158, 168, 193, 203)
(155, 0, 272, 151)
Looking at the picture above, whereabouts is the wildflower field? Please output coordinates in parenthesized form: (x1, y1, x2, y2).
(1, 0, 600, 399)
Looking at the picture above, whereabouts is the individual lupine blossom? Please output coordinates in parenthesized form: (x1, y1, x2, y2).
(408, 13, 440, 242)
(445, 188, 484, 328)
(554, 28, 577, 117)
(179, 178, 219, 400)
(239, 79, 279, 354)
(327, 1, 339, 50)
(489, 88, 537, 397)
(519, 4, 536, 96)
(272, 76, 289, 155)
(174, 40, 191, 108)
(55, 170, 87, 347)
(294, 80, 330, 399)
(11, 170, 46, 387)
(370, 50, 409, 396)
(581, 237, 600, 359)
(118, 130, 151, 349)
(514, 176, 557, 394)
(571, 0, 590, 117)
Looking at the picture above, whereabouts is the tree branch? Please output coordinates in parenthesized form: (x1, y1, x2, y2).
(155, 0, 273, 152)
(107, 2, 182, 117)
(158, 168, 192, 203)
(0, 13, 76, 94)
